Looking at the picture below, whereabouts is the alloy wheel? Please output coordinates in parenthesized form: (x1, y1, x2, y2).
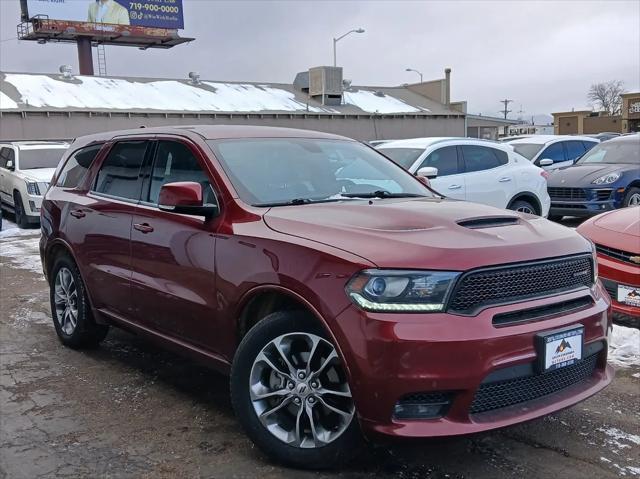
(629, 193, 640, 206)
(516, 205, 535, 214)
(249, 332, 355, 449)
(54, 267, 79, 335)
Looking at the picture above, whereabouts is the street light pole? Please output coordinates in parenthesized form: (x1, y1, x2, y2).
(405, 68, 423, 83)
(333, 28, 365, 67)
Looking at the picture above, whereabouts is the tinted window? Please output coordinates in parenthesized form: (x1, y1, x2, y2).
(582, 141, 598, 152)
(147, 141, 214, 205)
(18, 148, 67, 170)
(418, 146, 460, 176)
(461, 145, 505, 172)
(565, 141, 586, 162)
(538, 142, 565, 164)
(94, 141, 148, 200)
(56, 144, 102, 188)
(378, 148, 424, 169)
(578, 140, 640, 165)
(0, 147, 15, 169)
(512, 143, 543, 160)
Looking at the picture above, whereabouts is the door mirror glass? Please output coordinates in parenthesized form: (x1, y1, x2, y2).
(539, 159, 554, 167)
(5, 160, 14, 170)
(416, 166, 438, 179)
(158, 181, 219, 218)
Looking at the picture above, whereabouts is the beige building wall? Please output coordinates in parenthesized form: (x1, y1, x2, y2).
(621, 92, 640, 133)
(583, 116, 622, 134)
(407, 80, 447, 104)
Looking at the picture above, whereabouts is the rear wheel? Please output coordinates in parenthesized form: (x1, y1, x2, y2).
(230, 311, 362, 469)
(13, 191, 29, 228)
(49, 254, 109, 349)
(509, 199, 537, 215)
(623, 187, 640, 207)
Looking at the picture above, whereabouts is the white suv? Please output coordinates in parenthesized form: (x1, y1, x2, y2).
(0, 141, 69, 227)
(376, 137, 551, 216)
(509, 135, 599, 170)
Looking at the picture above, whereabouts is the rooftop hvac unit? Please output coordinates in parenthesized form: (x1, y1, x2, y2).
(309, 66, 343, 105)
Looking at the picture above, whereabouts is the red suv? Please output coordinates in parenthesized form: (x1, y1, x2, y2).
(41, 126, 613, 468)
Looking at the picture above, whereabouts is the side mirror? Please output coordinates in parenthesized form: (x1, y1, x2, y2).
(539, 159, 554, 167)
(416, 166, 438, 179)
(416, 176, 431, 187)
(5, 160, 14, 170)
(158, 181, 219, 218)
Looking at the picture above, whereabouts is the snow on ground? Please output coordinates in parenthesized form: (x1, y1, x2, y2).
(0, 218, 42, 274)
(609, 324, 640, 368)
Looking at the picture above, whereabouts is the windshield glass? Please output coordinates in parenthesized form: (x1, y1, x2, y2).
(207, 138, 431, 206)
(377, 147, 425, 169)
(511, 143, 543, 160)
(19, 148, 67, 169)
(577, 140, 640, 165)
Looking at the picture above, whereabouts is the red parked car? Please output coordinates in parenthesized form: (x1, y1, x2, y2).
(40, 126, 612, 468)
(577, 207, 640, 324)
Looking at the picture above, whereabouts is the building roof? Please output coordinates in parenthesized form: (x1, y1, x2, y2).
(0, 72, 465, 117)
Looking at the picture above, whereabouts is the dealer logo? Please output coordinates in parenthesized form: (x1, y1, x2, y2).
(630, 256, 640, 265)
(556, 339, 572, 354)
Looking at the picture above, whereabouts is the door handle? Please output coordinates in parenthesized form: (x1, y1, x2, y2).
(133, 223, 154, 233)
(498, 177, 512, 182)
(448, 184, 462, 190)
(70, 209, 86, 218)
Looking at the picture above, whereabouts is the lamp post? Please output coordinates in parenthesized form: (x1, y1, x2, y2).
(405, 68, 423, 83)
(333, 28, 365, 67)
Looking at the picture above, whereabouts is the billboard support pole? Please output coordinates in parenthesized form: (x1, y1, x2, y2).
(77, 38, 94, 75)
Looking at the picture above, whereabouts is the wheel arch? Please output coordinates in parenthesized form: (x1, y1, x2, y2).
(507, 191, 542, 215)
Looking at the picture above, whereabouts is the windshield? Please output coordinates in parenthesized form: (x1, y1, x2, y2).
(377, 147, 425, 169)
(577, 140, 640, 165)
(19, 148, 67, 170)
(207, 138, 431, 206)
(511, 143, 543, 160)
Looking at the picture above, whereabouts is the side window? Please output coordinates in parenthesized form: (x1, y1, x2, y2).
(56, 144, 102, 188)
(418, 146, 460, 176)
(460, 145, 504, 173)
(0, 148, 15, 169)
(565, 141, 586, 162)
(538, 142, 565, 164)
(582, 141, 598, 152)
(94, 141, 148, 200)
(147, 141, 214, 205)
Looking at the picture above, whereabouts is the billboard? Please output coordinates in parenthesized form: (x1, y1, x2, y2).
(24, 0, 184, 30)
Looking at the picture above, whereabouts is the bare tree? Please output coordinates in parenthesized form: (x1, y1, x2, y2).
(588, 80, 625, 115)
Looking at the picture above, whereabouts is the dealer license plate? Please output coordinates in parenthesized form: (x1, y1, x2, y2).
(537, 326, 584, 372)
(617, 284, 640, 308)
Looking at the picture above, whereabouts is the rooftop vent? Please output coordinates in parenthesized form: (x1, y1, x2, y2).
(59, 65, 73, 79)
(457, 217, 520, 229)
(309, 66, 343, 106)
(342, 79, 352, 90)
(374, 90, 385, 97)
(188, 71, 201, 85)
(293, 71, 310, 92)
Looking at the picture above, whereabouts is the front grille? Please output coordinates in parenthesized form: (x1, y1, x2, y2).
(596, 244, 640, 266)
(492, 296, 593, 326)
(548, 187, 586, 200)
(601, 278, 618, 298)
(470, 354, 598, 414)
(448, 255, 594, 315)
(594, 189, 613, 201)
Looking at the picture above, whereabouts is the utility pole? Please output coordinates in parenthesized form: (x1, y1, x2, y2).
(516, 104, 525, 120)
(499, 99, 513, 119)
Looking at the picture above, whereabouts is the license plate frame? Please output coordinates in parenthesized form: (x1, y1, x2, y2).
(535, 325, 584, 373)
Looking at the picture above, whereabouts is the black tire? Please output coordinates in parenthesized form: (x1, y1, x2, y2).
(622, 186, 640, 207)
(547, 215, 563, 222)
(13, 191, 29, 228)
(230, 311, 362, 469)
(508, 199, 538, 215)
(49, 254, 109, 349)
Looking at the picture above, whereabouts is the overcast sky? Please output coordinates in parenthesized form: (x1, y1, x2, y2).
(1, 0, 638, 118)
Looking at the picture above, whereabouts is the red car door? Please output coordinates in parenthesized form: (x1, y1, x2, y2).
(71, 139, 151, 320)
(130, 138, 222, 353)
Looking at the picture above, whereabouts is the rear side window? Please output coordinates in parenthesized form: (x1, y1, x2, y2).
(538, 142, 565, 164)
(94, 141, 148, 200)
(460, 145, 507, 172)
(418, 146, 460, 176)
(565, 141, 586, 162)
(56, 144, 102, 188)
(146, 141, 213, 205)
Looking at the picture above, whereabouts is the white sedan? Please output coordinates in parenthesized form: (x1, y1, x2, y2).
(376, 137, 551, 216)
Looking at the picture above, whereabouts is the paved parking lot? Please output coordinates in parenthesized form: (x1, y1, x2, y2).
(1, 218, 639, 479)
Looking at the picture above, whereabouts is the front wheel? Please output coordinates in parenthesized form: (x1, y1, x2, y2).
(623, 187, 640, 207)
(13, 192, 29, 228)
(509, 199, 537, 215)
(230, 311, 362, 469)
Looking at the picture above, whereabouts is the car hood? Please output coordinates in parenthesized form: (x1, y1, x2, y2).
(547, 163, 635, 186)
(263, 198, 591, 270)
(577, 207, 640, 253)
(20, 167, 56, 182)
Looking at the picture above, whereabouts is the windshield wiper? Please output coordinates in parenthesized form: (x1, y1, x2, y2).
(253, 197, 342, 207)
(340, 190, 427, 199)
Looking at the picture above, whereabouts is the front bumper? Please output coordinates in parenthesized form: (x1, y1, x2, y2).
(549, 187, 624, 217)
(331, 284, 612, 438)
(598, 254, 640, 322)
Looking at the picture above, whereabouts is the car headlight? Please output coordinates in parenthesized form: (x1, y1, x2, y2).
(591, 173, 620, 185)
(346, 270, 460, 312)
(26, 181, 40, 195)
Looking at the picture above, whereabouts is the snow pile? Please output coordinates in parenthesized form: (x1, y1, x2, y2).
(608, 324, 640, 368)
(2, 74, 430, 115)
(0, 219, 42, 274)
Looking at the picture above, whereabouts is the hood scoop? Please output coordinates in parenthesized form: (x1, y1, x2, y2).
(457, 216, 520, 229)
